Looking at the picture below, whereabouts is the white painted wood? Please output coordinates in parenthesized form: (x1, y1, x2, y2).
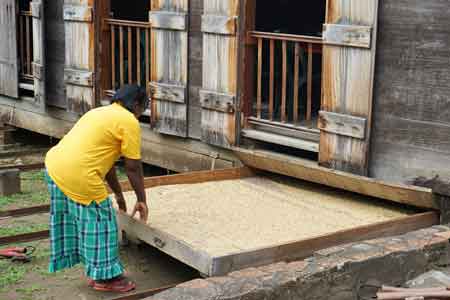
(63, 5, 93, 22)
(200, 0, 239, 148)
(242, 129, 319, 153)
(31, 0, 46, 110)
(323, 24, 372, 49)
(64, 68, 94, 87)
(199, 89, 236, 113)
(150, 0, 189, 137)
(64, 0, 95, 115)
(150, 82, 186, 104)
(0, 0, 19, 98)
(201, 15, 237, 35)
(319, 111, 367, 140)
(319, 0, 379, 175)
(149, 11, 187, 31)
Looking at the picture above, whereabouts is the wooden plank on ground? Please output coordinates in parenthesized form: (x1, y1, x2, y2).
(210, 212, 439, 276)
(117, 167, 255, 192)
(234, 148, 435, 209)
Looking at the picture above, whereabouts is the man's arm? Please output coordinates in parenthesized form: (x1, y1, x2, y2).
(124, 158, 148, 221)
(105, 166, 127, 212)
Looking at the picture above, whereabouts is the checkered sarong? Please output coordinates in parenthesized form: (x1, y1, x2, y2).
(45, 171, 124, 280)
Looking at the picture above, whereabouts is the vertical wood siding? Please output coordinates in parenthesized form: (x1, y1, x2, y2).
(319, 0, 379, 175)
(64, 0, 95, 114)
(200, 0, 239, 148)
(150, 0, 189, 137)
(31, 0, 46, 110)
(0, 0, 19, 98)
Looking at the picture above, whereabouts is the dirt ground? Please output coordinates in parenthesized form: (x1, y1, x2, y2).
(0, 170, 198, 300)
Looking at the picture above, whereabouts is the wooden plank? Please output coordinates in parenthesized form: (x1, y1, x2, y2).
(117, 211, 213, 275)
(0, 204, 49, 218)
(293, 43, 300, 123)
(64, 0, 95, 115)
(234, 148, 436, 209)
(319, 0, 379, 175)
(136, 28, 141, 86)
(323, 24, 372, 49)
(201, 15, 237, 35)
(150, 0, 189, 137)
(210, 212, 439, 276)
(242, 129, 319, 153)
(26, 15, 31, 80)
(64, 68, 94, 87)
(0, 230, 49, 246)
(199, 89, 236, 113)
(117, 167, 254, 193)
(128, 27, 132, 84)
(256, 38, 262, 119)
(31, 0, 46, 109)
(281, 40, 287, 122)
(120, 26, 124, 86)
(149, 12, 187, 31)
(150, 82, 186, 104)
(307, 43, 312, 121)
(0, 0, 19, 98)
(269, 39, 274, 121)
(200, 0, 239, 148)
(63, 5, 93, 22)
(111, 24, 115, 89)
(319, 111, 367, 139)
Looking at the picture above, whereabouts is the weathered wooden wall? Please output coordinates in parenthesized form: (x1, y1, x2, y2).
(370, 0, 450, 183)
(45, 0, 66, 108)
(188, 0, 202, 139)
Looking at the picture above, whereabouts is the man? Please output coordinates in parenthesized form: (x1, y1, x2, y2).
(45, 85, 149, 293)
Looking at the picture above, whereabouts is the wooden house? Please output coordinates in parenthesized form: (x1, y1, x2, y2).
(0, 0, 449, 189)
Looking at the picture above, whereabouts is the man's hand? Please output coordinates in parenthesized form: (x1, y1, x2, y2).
(115, 193, 127, 213)
(131, 202, 148, 222)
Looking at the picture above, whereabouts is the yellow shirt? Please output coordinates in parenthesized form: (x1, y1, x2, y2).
(45, 103, 141, 205)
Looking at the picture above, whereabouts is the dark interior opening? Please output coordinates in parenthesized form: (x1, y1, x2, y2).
(255, 0, 326, 36)
(252, 0, 326, 128)
(18, 0, 30, 11)
(110, 0, 150, 21)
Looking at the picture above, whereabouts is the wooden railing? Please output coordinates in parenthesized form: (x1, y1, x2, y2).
(104, 18, 151, 96)
(18, 11, 33, 82)
(250, 31, 323, 126)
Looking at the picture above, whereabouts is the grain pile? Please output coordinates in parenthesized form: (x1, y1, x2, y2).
(120, 176, 416, 257)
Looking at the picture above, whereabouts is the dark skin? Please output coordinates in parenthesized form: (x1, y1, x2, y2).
(105, 100, 149, 222)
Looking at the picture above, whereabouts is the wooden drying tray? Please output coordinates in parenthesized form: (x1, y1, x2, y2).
(116, 167, 438, 277)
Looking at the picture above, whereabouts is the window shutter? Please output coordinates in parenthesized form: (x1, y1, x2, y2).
(63, 0, 95, 115)
(149, 1, 189, 137)
(31, 0, 46, 110)
(200, 0, 239, 148)
(319, 0, 379, 176)
(0, 0, 19, 98)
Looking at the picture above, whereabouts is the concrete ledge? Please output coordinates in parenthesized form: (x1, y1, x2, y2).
(146, 225, 450, 300)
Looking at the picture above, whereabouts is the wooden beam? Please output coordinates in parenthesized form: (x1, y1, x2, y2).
(319, 111, 367, 140)
(234, 148, 436, 209)
(117, 167, 255, 193)
(210, 212, 439, 276)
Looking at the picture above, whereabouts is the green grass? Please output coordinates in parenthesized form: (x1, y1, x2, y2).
(0, 260, 28, 292)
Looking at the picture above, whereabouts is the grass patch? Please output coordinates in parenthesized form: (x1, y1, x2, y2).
(0, 260, 27, 292)
(0, 170, 49, 210)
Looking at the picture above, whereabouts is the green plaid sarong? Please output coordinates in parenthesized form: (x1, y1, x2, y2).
(45, 172, 124, 280)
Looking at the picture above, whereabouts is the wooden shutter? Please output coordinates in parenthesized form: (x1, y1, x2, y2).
(150, 1, 189, 137)
(31, 0, 46, 110)
(63, 0, 95, 114)
(200, 0, 239, 148)
(319, 0, 379, 176)
(0, 0, 19, 98)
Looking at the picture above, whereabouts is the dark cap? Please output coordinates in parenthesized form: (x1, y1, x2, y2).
(112, 84, 148, 112)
